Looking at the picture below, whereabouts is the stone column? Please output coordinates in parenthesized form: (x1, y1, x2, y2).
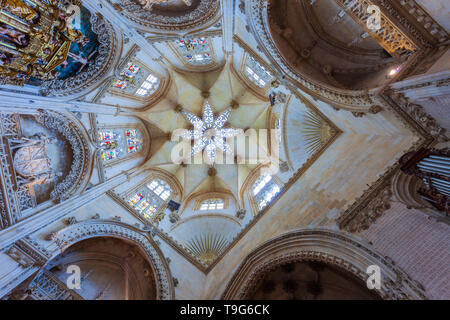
(220, 0, 235, 55)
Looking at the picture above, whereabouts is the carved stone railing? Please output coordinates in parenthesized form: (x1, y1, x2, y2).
(333, 0, 419, 56)
(395, 0, 448, 44)
(28, 270, 83, 300)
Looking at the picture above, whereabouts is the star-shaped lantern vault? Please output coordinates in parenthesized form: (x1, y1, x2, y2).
(179, 101, 243, 165)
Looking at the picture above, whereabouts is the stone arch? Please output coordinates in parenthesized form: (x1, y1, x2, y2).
(48, 220, 174, 300)
(222, 229, 427, 300)
(34, 110, 93, 201)
(391, 170, 431, 210)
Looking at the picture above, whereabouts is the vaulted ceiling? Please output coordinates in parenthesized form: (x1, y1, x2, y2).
(0, 0, 448, 300)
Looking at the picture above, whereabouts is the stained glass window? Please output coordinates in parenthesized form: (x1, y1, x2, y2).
(112, 79, 127, 89)
(252, 174, 281, 210)
(121, 63, 140, 78)
(245, 56, 272, 88)
(113, 63, 141, 90)
(112, 62, 160, 97)
(128, 193, 144, 206)
(99, 128, 143, 162)
(176, 38, 213, 65)
(135, 74, 160, 97)
(199, 198, 224, 211)
(126, 178, 173, 222)
(176, 38, 208, 53)
(147, 179, 172, 201)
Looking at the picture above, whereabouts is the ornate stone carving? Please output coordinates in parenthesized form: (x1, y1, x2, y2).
(395, 0, 448, 43)
(340, 184, 393, 233)
(115, 0, 219, 31)
(46, 232, 57, 241)
(40, 13, 116, 97)
(337, 164, 396, 233)
(387, 91, 448, 142)
(279, 161, 290, 173)
(169, 212, 180, 224)
(64, 217, 78, 226)
(236, 208, 246, 220)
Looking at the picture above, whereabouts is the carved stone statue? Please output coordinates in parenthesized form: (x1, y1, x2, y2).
(169, 211, 180, 223)
(236, 208, 246, 220)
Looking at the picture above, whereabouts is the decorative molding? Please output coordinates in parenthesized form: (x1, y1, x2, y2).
(185, 232, 229, 265)
(148, 30, 222, 43)
(96, 122, 150, 169)
(28, 269, 83, 300)
(236, 208, 246, 220)
(170, 213, 241, 233)
(166, 36, 221, 72)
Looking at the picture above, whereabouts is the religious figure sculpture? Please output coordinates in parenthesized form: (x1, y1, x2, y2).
(0, 0, 96, 86)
